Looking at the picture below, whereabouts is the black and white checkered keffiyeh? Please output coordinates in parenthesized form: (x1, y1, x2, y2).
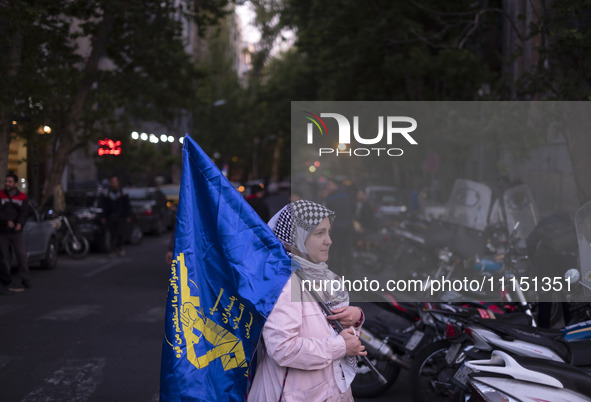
(271, 200, 335, 253)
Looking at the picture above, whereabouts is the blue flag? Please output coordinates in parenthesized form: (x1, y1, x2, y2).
(160, 136, 292, 401)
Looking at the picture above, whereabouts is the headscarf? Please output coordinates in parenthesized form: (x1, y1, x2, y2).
(268, 200, 347, 309)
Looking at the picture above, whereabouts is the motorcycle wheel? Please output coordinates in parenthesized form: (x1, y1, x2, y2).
(100, 231, 112, 253)
(153, 218, 166, 236)
(64, 233, 90, 259)
(40, 237, 59, 269)
(351, 350, 400, 398)
(409, 340, 456, 402)
(128, 224, 143, 245)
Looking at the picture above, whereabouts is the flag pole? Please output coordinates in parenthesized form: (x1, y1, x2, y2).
(294, 269, 388, 385)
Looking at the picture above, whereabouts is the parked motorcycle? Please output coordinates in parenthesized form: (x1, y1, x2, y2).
(351, 297, 529, 399)
(351, 298, 458, 398)
(409, 199, 591, 402)
(408, 306, 591, 401)
(48, 214, 90, 259)
(458, 201, 591, 401)
(389, 179, 540, 302)
(407, 301, 534, 402)
(351, 299, 427, 398)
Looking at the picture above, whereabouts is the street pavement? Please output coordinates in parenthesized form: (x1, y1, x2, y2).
(0, 233, 411, 401)
(1, 235, 171, 401)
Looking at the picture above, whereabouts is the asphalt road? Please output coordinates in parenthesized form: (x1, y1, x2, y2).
(0, 233, 412, 401)
(1, 234, 171, 401)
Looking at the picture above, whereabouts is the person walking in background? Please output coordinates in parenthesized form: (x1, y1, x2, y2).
(165, 227, 175, 266)
(354, 187, 377, 233)
(101, 176, 132, 257)
(0, 172, 31, 293)
(324, 178, 356, 277)
(246, 184, 270, 223)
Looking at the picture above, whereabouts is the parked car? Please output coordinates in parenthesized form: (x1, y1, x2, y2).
(125, 187, 175, 235)
(65, 190, 143, 251)
(12, 206, 59, 270)
(158, 184, 181, 209)
(365, 185, 408, 222)
(244, 180, 265, 197)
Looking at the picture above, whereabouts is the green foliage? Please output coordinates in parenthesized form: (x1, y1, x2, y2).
(246, 0, 591, 190)
(517, 0, 591, 100)
(242, 0, 508, 183)
(276, 0, 498, 101)
(189, 13, 250, 179)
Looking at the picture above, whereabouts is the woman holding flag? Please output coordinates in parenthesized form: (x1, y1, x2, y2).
(248, 200, 367, 401)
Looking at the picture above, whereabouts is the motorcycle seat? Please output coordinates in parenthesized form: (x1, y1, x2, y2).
(474, 318, 562, 340)
(517, 356, 591, 397)
(474, 317, 561, 339)
(567, 339, 591, 366)
(472, 318, 570, 361)
(491, 312, 532, 326)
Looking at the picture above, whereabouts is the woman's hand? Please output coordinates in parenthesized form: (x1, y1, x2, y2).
(341, 327, 367, 357)
(327, 306, 362, 328)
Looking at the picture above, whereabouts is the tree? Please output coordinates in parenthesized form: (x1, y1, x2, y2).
(518, 0, 591, 205)
(0, 0, 64, 183)
(247, 0, 507, 188)
(0, 0, 234, 206)
(247, 0, 591, 204)
(190, 12, 251, 180)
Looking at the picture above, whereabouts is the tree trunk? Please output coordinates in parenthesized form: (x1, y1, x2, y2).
(0, 30, 23, 181)
(0, 108, 11, 181)
(563, 104, 591, 206)
(40, 139, 72, 209)
(39, 9, 114, 207)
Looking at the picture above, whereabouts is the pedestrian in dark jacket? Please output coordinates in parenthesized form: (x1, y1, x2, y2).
(0, 172, 30, 293)
(101, 176, 132, 257)
(324, 178, 356, 277)
(246, 185, 270, 223)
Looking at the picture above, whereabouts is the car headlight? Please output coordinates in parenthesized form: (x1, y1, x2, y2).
(73, 210, 96, 220)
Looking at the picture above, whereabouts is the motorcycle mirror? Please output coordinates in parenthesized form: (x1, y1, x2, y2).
(565, 268, 581, 283)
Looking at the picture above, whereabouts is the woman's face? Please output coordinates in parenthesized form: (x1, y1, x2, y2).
(304, 217, 332, 263)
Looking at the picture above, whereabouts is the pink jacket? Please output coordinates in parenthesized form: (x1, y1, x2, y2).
(247, 275, 354, 402)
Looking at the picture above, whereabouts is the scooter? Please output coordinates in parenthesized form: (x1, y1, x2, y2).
(465, 350, 591, 402)
(351, 299, 432, 398)
(407, 301, 534, 402)
(406, 304, 591, 402)
(425, 254, 591, 401)
(352, 298, 473, 398)
(351, 297, 531, 399)
(457, 200, 591, 370)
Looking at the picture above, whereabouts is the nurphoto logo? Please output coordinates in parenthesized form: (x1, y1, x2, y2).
(304, 111, 418, 157)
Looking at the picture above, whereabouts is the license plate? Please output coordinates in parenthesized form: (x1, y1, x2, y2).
(405, 330, 424, 351)
(453, 364, 474, 384)
(445, 343, 462, 365)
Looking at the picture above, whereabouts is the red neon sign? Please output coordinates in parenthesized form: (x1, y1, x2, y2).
(98, 138, 122, 156)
